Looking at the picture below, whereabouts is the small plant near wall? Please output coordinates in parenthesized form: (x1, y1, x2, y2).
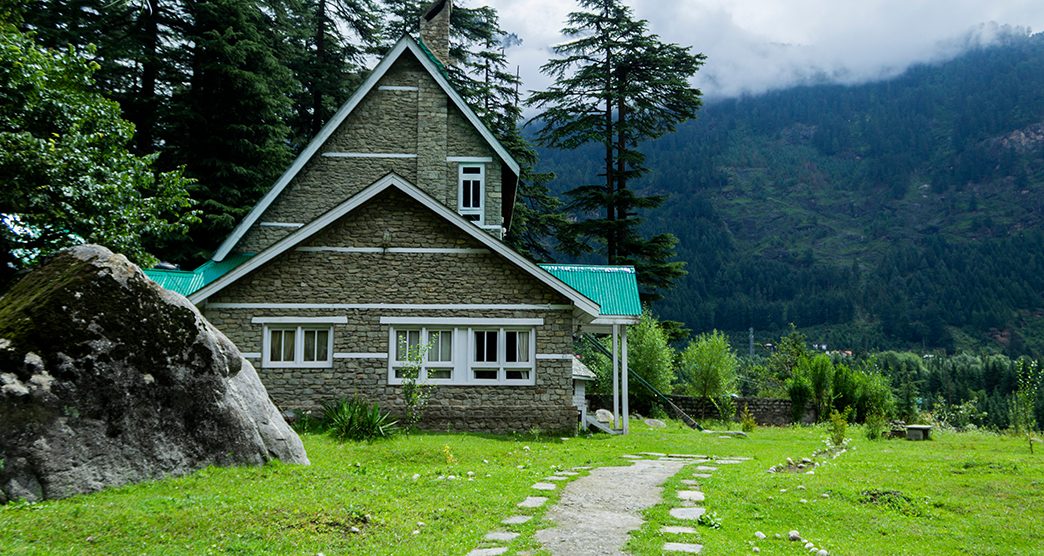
(827, 408, 852, 451)
(399, 343, 436, 434)
(740, 403, 756, 433)
(865, 412, 887, 440)
(321, 398, 398, 441)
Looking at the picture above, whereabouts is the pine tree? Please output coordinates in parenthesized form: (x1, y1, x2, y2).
(163, 0, 296, 262)
(528, 0, 704, 300)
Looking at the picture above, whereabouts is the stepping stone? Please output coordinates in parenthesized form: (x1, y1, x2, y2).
(670, 507, 707, 520)
(660, 457, 692, 462)
(532, 482, 557, 491)
(518, 496, 548, 508)
(467, 549, 508, 556)
(544, 475, 569, 481)
(573, 466, 592, 470)
(680, 480, 700, 486)
(694, 466, 718, 472)
(502, 515, 532, 525)
(484, 531, 520, 542)
(716, 459, 743, 464)
(730, 456, 752, 461)
(660, 525, 698, 534)
(669, 454, 707, 459)
(621, 454, 643, 459)
(663, 542, 703, 553)
(677, 490, 705, 502)
(692, 473, 713, 479)
(639, 452, 667, 457)
(554, 470, 579, 476)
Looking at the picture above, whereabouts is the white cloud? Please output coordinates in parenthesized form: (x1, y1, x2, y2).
(478, 0, 1044, 101)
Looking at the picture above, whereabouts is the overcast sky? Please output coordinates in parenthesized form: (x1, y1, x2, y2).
(481, 0, 1044, 101)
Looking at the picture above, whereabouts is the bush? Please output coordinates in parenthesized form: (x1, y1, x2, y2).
(627, 309, 676, 411)
(865, 412, 887, 440)
(787, 372, 813, 424)
(678, 330, 738, 400)
(321, 398, 399, 441)
(740, 403, 756, 433)
(828, 408, 851, 448)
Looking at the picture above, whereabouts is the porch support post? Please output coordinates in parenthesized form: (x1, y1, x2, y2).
(622, 325, 629, 434)
(612, 324, 620, 429)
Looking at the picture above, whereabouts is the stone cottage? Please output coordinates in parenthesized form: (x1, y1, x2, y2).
(145, 0, 641, 433)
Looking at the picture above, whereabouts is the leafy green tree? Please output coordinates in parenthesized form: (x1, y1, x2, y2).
(528, 0, 705, 300)
(627, 309, 676, 410)
(0, 25, 194, 286)
(678, 330, 738, 400)
(797, 354, 835, 422)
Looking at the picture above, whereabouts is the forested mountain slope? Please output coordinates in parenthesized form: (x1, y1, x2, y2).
(537, 32, 1044, 355)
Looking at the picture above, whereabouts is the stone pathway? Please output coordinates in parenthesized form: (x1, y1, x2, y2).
(465, 455, 752, 556)
(534, 457, 690, 555)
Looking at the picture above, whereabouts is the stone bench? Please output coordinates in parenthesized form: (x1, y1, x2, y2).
(906, 424, 932, 441)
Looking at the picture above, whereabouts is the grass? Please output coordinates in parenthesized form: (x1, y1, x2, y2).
(2, 422, 1042, 555)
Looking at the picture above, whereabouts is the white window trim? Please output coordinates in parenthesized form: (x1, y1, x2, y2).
(458, 163, 485, 224)
(380, 317, 543, 326)
(467, 327, 537, 386)
(386, 325, 537, 386)
(262, 324, 335, 369)
(252, 316, 347, 324)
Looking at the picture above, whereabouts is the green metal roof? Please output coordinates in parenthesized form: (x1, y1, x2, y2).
(540, 264, 642, 317)
(144, 253, 254, 297)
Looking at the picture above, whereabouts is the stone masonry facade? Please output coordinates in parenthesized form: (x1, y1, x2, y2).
(204, 189, 579, 433)
(238, 53, 506, 254)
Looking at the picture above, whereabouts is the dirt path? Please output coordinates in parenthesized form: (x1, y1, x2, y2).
(535, 458, 689, 555)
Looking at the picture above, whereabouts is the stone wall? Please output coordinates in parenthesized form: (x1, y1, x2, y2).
(669, 396, 817, 426)
(203, 188, 579, 434)
(238, 50, 506, 254)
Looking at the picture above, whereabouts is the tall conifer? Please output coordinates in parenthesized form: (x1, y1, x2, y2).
(528, 0, 705, 300)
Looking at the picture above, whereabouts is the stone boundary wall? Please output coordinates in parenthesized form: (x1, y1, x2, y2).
(587, 394, 816, 425)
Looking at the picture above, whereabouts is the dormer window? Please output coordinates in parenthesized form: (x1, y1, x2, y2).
(458, 164, 485, 224)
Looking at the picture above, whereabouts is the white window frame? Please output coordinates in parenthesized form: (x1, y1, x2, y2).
(457, 163, 485, 225)
(386, 325, 536, 386)
(467, 327, 536, 385)
(262, 324, 335, 368)
(388, 327, 458, 385)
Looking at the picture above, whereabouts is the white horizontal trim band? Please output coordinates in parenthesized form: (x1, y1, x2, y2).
(296, 246, 489, 255)
(334, 352, 389, 359)
(321, 152, 417, 159)
(380, 317, 544, 326)
(242, 352, 262, 359)
(447, 156, 493, 163)
(209, 303, 573, 311)
(378, 85, 419, 91)
(259, 222, 304, 228)
(251, 316, 348, 324)
(536, 354, 575, 360)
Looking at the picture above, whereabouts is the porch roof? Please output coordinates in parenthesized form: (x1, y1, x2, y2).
(538, 264, 642, 318)
(143, 253, 254, 297)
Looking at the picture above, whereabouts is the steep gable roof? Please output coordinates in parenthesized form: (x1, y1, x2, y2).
(190, 173, 601, 320)
(211, 35, 521, 262)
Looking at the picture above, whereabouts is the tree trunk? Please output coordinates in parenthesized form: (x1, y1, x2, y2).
(604, 40, 615, 264)
(312, 0, 327, 135)
(137, 0, 160, 153)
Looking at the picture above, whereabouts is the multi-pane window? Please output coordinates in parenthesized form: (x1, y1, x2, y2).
(391, 328, 455, 382)
(458, 164, 485, 223)
(387, 326, 535, 385)
(471, 329, 532, 382)
(264, 326, 332, 368)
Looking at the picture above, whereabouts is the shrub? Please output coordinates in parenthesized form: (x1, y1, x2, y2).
(321, 398, 398, 441)
(865, 412, 887, 440)
(1010, 359, 1042, 436)
(787, 372, 813, 424)
(678, 330, 738, 400)
(799, 354, 834, 422)
(740, 403, 756, 433)
(827, 408, 851, 448)
(627, 309, 676, 411)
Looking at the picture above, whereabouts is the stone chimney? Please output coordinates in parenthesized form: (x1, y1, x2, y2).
(419, 0, 452, 65)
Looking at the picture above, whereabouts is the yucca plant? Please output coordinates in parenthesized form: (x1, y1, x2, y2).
(321, 398, 399, 441)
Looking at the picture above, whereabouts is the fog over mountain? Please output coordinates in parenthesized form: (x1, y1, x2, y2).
(485, 0, 1044, 100)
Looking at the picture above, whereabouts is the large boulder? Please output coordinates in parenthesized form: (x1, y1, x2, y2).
(0, 245, 308, 503)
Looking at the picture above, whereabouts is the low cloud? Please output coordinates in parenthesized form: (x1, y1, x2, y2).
(482, 0, 1044, 101)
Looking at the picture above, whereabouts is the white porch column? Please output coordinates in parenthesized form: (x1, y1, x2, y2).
(612, 324, 620, 429)
(622, 325, 629, 434)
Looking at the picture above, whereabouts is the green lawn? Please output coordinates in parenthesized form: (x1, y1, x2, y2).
(2, 423, 1042, 555)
